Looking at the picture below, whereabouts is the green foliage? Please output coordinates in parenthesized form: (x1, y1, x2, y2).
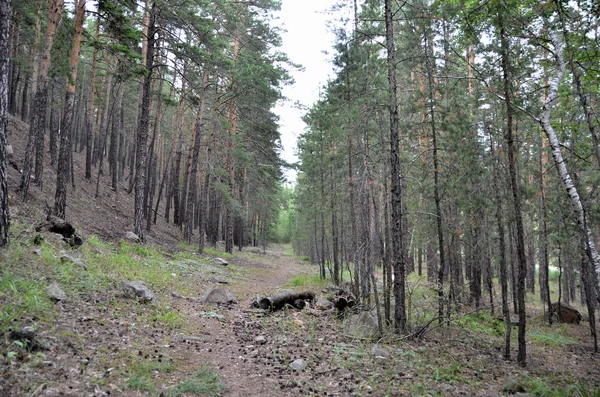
(504, 375, 600, 397)
(126, 356, 176, 393)
(143, 302, 188, 330)
(285, 273, 328, 288)
(528, 327, 577, 348)
(203, 248, 232, 260)
(168, 367, 223, 397)
(458, 313, 504, 337)
(0, 273, 53, 330)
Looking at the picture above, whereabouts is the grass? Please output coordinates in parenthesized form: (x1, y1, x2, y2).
(505, 375, 600, 397)
(285, 273, 328, 288)
(168, 367, 223, 397)
(125, 356, 176, 393)
(0, 272, 54, 330)
(528, 327, 578, 348)
(203, 247, 232, 260)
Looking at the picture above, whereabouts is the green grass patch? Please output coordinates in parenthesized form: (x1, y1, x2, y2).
(505, 375, 600, 397)
(203, 248, 232, 260)
(0, 272, 54, 330)
(168, 367, 223, 397)
(528, 327, 577, 348)
(143, 302, 188, 330)
(285, 273, 328, 288)
(125, 356, 176, 393)
(458, 313, 504, 337)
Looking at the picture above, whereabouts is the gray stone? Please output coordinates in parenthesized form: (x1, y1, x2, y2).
(213, 257, 229, 266)
(41, 232, 67, 248)
(199, 288, 237, 305)
(122, 281, 154, 303)
(315, 297, 334, 310)
(254, 335, 267, 345)
(10, 326, 36, 341)
(60, 254, 87, 269)
(503, 379, 527, 394)
(210, 276, 229, 284)
(345, 311, 380, 339)
(123, 231, 141, 243)
(371, 345, 390, 358)
(46, 283, 66, 302)
(289, 359, 305, 371)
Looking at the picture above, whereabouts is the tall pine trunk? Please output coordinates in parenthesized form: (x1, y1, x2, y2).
(0, 0, 10, 246)
(54, 0, 85, 218)
(133, 3, 156, 241)
(385, 0, 406, 333)
(21, 0, 63, 199)
(498, 3, 527, 366)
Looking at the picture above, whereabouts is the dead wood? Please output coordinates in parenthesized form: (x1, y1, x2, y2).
(258, 291, 315, 311)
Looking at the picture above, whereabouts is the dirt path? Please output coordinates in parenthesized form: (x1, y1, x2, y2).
(169, 246, 317, 397)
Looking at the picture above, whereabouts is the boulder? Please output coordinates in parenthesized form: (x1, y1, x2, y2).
(200, 288, 237, 305)
(213, 258, 229, 266)
(550, 302, 582, 324)
(60, 254, 86, 269)
(122, 281, 154, 303)
(345, 311, 380, 339)
(210, 276, 229, 284)
(10, 326, 36, 342)
(371, 345, 390, 359)
(123, 231, 141, 243)
(315, 297, 334, 310)
(46, 283, 66, 302)
(289, 359, 306, 371)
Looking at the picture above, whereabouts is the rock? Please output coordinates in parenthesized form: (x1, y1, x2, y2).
(121, 281, 154, 303)
(46, 283, 66, 302)
(549, 302, 582, 324)
(503, 379, 527, 394)
(210, 276, 229, 284)
(60, 254, 87, 269)
(123, 231, 141, 243)
(213, 257, 228, 266)
(254, 335, 267, 345)
(289, 359, 306, 371)
(315, 297, 334, 310)
(199, 288, 237, 305)
(40, 232, 67, 248)
(371, 345, 390, 359)
(10, 326, 36, 342)
(345, 311, 380, 339)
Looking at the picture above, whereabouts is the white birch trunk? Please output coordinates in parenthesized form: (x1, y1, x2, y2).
(540, 31, 600, 293)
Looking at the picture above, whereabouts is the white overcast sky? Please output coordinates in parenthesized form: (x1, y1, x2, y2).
(274, 0, 345, 183)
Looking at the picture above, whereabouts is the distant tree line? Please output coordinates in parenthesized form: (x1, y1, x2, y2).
(293, 0, 600, 366)
(5, 0, 291, 251)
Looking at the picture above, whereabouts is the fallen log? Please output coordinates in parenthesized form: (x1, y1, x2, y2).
(259, 291, 315, 311)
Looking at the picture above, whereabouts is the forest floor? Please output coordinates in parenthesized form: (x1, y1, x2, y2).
(1, 115, 600, 396)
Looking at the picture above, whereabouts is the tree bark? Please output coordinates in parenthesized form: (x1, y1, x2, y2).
(21, 0, 63, 199)
(133, 3, 156, 241)
(498, 3, 527, 366)
(86, 14, 100, 180)
(0, 0, 10, 246)
(184, 70, 209, 243)
(539, 31, 600, 296)
(385, 0, 406, 333)
(54, 0, 85, 218)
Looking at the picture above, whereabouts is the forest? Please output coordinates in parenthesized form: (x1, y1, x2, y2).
(291, 0, 600, 368)
(0, 0, 599, 393)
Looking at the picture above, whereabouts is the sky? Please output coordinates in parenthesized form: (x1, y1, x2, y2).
(273, 0, 342, 184)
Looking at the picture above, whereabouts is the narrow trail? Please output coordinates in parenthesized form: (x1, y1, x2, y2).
(170, 246, 315, 397)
